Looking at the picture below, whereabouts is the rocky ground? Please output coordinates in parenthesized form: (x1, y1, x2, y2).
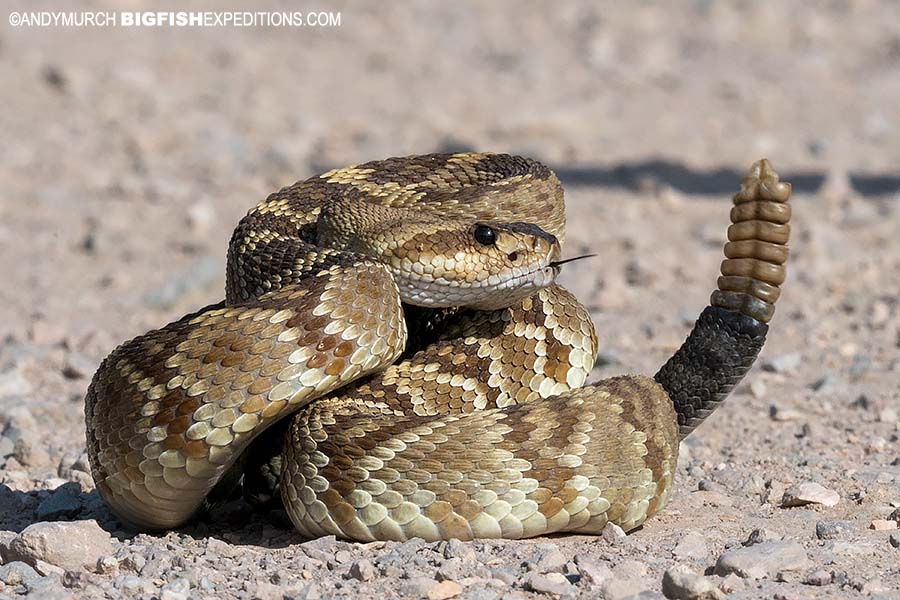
(1, 1, 898, 599)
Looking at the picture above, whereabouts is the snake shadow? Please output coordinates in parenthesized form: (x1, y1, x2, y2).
(430, 140, 900, 197)
(0, 482, 309, 549)
(0, 483, 118, 535)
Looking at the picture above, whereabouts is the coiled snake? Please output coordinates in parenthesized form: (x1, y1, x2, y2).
(85, 153, 791, 541)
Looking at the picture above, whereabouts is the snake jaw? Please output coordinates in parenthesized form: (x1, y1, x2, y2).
(395, 258, 561, 310)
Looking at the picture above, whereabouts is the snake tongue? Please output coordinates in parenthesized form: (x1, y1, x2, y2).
(549, 254, 597, 269)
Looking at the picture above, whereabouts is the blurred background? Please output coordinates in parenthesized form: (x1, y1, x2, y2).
(0, 0, 897, 596)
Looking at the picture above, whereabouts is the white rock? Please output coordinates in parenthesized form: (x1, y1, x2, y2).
(602, 576, 652, 600)
(600, 522, 627, 543)
(781, 482, 840, 507)
(8, 520, 114, 571)
(427, 579, 462, 600)
(523, 572, 574, 596)
(527, 545, 567, 573)
(575, 556, 614, 588)
(769, 405, 803, 421)
(0, 561, 40, 585)
(762, 352, 801, 373)
(878, 408, 898, 423)
(749, 379, 767, 399)
(33, 559, 65, 577)
(661, 565, 725, 600)
(673, 531, 709, 560)
(718, 573, 745, 593)
(186, 202, 216, 233)
(0, 369, 32, 397)
(714, 540, 812, 579)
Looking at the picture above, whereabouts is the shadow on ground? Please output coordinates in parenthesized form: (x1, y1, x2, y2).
(0, 482, 312, 550)
(425, 143, 900, 197)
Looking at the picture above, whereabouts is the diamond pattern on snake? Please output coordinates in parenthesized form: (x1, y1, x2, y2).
(85, 153, 791, 541)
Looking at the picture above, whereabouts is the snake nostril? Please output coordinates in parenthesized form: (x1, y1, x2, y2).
(508, 251, 519, 262)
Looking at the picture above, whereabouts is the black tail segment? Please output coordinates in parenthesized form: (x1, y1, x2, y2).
(655, 159, 791, 439)
(655, 306, 769, 437)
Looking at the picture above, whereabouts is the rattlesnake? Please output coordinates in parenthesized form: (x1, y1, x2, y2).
(85, 153, 791, 541)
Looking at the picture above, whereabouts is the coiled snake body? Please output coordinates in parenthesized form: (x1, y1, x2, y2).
(86, 153, 791, 541)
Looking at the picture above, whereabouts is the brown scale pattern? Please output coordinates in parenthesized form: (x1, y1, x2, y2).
(86, 264, 405, 529)
(346, 284, 596, 419)
(87, 153, 770, 541)
(282, 367, 676, 541)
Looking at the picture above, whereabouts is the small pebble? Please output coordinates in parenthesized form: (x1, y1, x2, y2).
(0, 369, 32, 397)
(490, 569, 516, 586)
(859, 578, 887, 594)
(889, 532, 900, 548)
(427, 580, 462, 600)
(575, 556, 614, 588)
(348, 559, 376, 582)
(782, 482, 840, 507)
(63, 569, 90, 589)
(673, 531, 709, 560)
(878, 408, 898, 423)
(613, 560, 648, 579)
(160, 577, 191, 600)
(816, 520, 854, 540)
(96, 556, 119, 576)
(870, 519, 898, 531)
(762, 479, 787, 505)
(527, 545, 567, 573)
(769, 405, 803, 421)
(762, 353, 801, 373)
(851, 393, 872, 410)
(661, 565, 725, 600)
(33, 559, 65, 577)
(119, 575, 152, 594)
(718, 573, 745, 593)
(0, 561, 40, 586)
(186, 202, 216, 233)
(8, 520, 114, 571)
(601, 522, 627, 543)
(715, 540, 812, 579)
(804, 570, 833, 586)
(600, 575, 652, 600)
(441, 538, 476, 562)
(749, 379, 767, 399)
(0, 435, 14, 458)
(61, 353, 94, 380)
(744, 528, 782, 546)
(523, 572, 574, 596)
(810, 374, 841, 393)
(12, 437, 51, 467)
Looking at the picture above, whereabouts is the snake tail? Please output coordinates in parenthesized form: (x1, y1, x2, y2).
(654, 159, 791, 439)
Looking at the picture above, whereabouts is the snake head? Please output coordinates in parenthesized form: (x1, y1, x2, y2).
(387, 220, 563, 310)
(318, 201, 562, 310)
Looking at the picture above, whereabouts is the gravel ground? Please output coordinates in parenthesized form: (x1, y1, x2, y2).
(1, 1, 898, 599)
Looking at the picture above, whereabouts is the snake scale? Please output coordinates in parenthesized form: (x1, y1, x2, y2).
(85, 153, 791, 541)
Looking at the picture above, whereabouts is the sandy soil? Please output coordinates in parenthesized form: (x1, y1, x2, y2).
(1, 1, 898, 598)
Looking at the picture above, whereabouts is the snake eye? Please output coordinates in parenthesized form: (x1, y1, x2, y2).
(473, 224, 496, 246)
